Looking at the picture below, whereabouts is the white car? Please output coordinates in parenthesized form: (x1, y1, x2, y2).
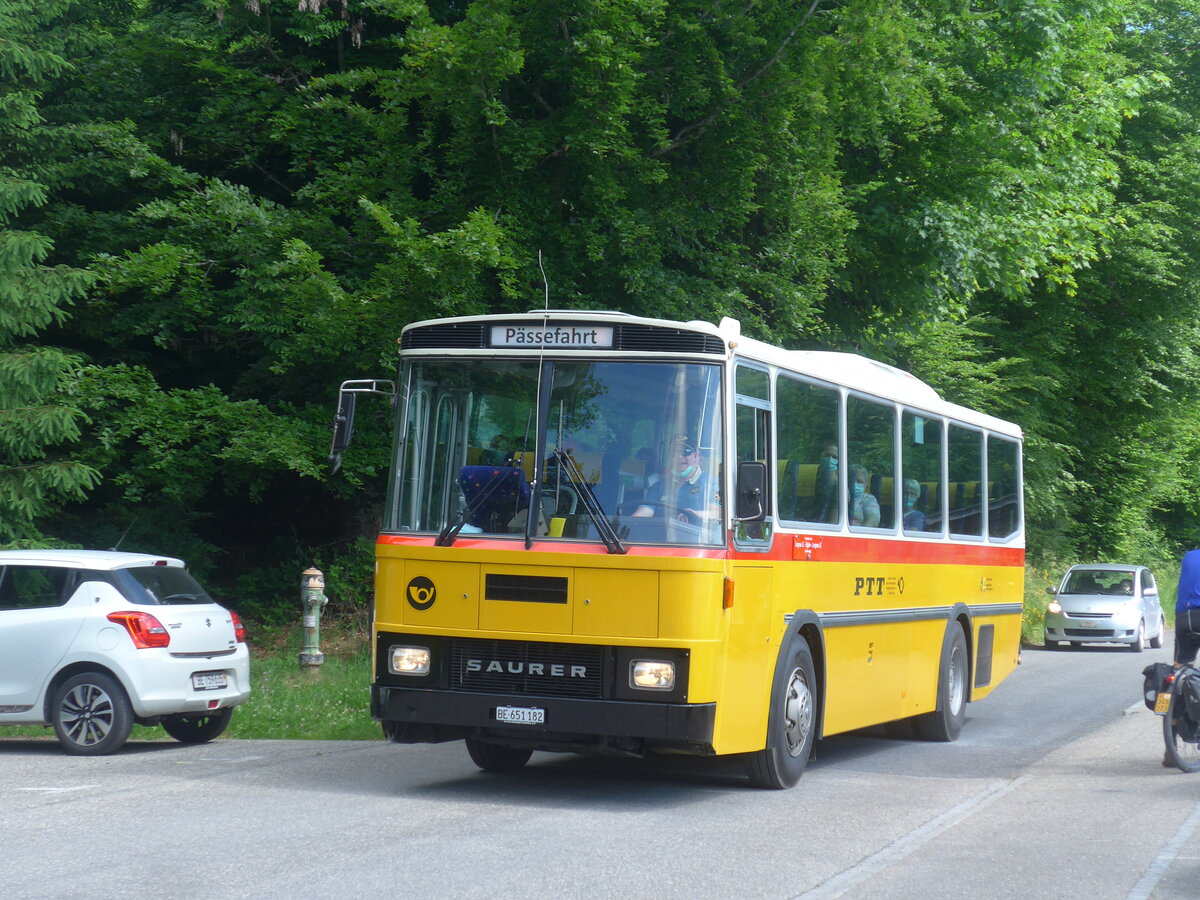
(0, 549, 250, 754)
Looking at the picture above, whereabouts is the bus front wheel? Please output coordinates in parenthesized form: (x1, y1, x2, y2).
(747, 641, 816, 789)
(465, 737, 533, 773)
(915, 624, 968, 742)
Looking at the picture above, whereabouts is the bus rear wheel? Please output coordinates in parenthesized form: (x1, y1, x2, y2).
(465, 737, 533, 773)
(915, 624, 968, 742)
(747, 641, 816, 789)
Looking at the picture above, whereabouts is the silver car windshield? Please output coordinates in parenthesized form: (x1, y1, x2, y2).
(1063, 569, 1136, 595)
(387, 358, 725, 546)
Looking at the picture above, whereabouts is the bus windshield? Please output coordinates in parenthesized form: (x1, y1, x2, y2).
(387, 358, 725, 546)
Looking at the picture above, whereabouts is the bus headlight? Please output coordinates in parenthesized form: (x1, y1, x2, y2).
(389, 645, 431, 675)
(630, 660, 675, 691)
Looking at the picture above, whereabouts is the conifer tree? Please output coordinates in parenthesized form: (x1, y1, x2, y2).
(0, 0, 98, 542)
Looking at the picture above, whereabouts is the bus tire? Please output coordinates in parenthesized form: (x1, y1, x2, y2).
(915, 624, 968, 742)
(465, 737, 533, 773)
(747, 640, 816, 789)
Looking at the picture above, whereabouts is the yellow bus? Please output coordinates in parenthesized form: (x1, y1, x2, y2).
(332, 311, 1023, 788)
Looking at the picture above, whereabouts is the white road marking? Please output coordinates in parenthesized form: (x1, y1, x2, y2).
(793, 775, 1033, 899)
(14, 786, 94, 794)
(1126, 799, 1200, 900)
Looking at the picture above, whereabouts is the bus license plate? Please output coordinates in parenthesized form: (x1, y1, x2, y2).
(495, 706, 544, 725)
(1155, 692, 1172, 714)
(191, 671, 228, 691)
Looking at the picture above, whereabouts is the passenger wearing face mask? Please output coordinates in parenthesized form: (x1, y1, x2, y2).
(849, 464, 880, 527)
(632, 435, 712, 523)
(813, 440, 839, 523)
(902, 478, 926, 531)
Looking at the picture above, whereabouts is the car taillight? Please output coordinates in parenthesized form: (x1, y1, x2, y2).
(230, 610, 246, 644)
(107, 611, 171, 649)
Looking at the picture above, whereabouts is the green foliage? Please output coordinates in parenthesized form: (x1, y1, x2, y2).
(0, 0, 99, 543)
(6, 0, 1200, 615)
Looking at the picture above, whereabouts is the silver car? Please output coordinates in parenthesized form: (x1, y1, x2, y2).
(1044, 563, 1166, 652)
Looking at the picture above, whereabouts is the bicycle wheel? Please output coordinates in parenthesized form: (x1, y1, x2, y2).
(1163, 686, 1200, 773)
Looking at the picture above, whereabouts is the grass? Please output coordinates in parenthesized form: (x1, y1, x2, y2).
(2, 620, 379, 743)
(223, 623, 377, 740)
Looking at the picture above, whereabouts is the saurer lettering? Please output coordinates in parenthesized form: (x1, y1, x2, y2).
(465, 659, 587, 678)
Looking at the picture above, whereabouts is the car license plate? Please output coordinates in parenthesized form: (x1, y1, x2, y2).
(495, 706, 544, 725)
(191, 671, 228, 691)
(1078, 620, 1097, 628)
(1155, 692, 1172, 715)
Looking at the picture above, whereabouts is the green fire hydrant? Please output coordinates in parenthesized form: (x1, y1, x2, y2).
(299, 567, 328, 667)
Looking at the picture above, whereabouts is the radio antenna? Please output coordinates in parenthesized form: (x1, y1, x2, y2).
(109, 519, 137, 552)
(538, 250, 549, 310)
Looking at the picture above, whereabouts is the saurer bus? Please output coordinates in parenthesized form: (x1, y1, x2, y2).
(330, 311, 1023, 788)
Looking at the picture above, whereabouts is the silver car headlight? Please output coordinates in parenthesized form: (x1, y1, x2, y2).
(630, 660, 675, 691)
(389, 645, 431, 675)
(1047, 600, 1062, 615)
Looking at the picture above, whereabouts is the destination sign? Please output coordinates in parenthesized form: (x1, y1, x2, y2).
(490, 325, 615, 348)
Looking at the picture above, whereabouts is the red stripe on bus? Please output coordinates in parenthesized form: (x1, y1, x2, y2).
(374, 533, 727, 559)
(748, 533, 1025, 566)
(375, 532, 1023, 565)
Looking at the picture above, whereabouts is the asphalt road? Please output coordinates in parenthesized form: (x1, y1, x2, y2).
(3, 637, 1197, 899)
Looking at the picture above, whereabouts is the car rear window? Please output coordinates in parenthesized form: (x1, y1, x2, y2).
(114, 566, 214, 606)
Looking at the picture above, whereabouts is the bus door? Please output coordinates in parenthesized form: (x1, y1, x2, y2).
(720, 363, 776, 750)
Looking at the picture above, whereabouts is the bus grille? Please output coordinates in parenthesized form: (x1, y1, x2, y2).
(401, 323, 486, 349)
(485, 574, 568, 604)
(448, 639, 604, 698)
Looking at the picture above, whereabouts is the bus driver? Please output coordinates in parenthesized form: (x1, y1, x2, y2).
(631, 435, 712, 524)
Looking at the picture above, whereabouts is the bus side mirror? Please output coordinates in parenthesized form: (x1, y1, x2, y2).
(329, 389, 358, 472)
(735, 460, 767, 522)
(327, 379, 397, 474)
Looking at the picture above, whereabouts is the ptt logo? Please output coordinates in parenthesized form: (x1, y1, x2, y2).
(407, 576, 436, 610)
(853, 575, 905, 596)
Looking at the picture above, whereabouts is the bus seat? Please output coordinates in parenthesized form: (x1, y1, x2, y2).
(510, 451, 536, 480)
(466, 447, 484, 465)
(566, 451, 604, 484)
(458, 466, 530, 532)
(796, 464, 818, 497)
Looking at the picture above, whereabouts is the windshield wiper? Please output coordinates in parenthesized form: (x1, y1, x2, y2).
(551, 449, 626, 554)
(436, 467, 520, 547)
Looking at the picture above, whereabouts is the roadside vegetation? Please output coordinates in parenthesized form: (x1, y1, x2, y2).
(4, 2, 1200, 626)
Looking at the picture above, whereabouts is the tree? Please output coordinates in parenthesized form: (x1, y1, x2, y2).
(0, 0, 98, 542)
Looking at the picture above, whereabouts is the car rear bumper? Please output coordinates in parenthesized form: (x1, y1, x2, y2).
(118, 647, 251, 716)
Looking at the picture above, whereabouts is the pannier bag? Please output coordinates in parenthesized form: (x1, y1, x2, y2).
(1143, 662, 1174, 711)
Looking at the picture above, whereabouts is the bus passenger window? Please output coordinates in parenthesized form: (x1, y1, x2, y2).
(987, 435, 1021, 540)
(949, 424, 983, 537)
(776, 376, 840, 525)
(847, 395, 896, 529)
(902, 411, 944, 535)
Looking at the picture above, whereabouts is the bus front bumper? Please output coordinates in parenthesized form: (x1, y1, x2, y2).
(371, 684, 716, 751)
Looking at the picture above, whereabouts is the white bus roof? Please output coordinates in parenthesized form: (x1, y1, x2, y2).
(400, 311, 1021, 437)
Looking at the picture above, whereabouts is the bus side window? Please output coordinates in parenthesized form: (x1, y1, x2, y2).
(776, 374, 841, 525)
(987, 434, 1021, 540)
(847, 395, 896, 530)
(949, 425, 983, 537)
